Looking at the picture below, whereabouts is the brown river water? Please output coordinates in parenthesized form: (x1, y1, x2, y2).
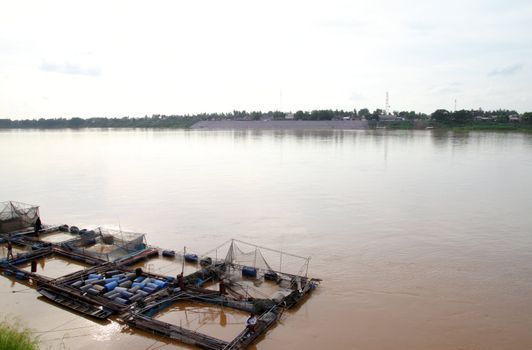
(1, 129, 532, 349)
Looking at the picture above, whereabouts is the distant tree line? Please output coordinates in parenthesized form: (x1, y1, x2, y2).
(430, 109, 531, 124)
(0, 108, 531, 129)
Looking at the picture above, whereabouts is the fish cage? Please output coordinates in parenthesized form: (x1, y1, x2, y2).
(199, 239, 315, 303)
(64, 227, 147, 262)
(203, 239, 311, 278)
(0, 201, 40, 234)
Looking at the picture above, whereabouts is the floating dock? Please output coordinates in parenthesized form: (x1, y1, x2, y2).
(0, 204, 320, 349)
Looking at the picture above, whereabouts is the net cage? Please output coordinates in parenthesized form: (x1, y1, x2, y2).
(66, 227, 146, 262)
(202, 239, 311, 278)
(0, 201, 40, 234)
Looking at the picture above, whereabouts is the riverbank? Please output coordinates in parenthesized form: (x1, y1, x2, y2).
(385, 121, 532, 132)
(1, 119, 532, 132)
(191, 120, 369, 130)
(0, 319, 38, 350)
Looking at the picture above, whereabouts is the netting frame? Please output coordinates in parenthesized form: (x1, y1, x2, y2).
(202, 239, 311, 278)
(0, 201, 40, 234)
(65, 227, 147, 262)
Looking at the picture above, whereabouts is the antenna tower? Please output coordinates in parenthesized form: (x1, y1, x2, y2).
(385, 92, 390, 115)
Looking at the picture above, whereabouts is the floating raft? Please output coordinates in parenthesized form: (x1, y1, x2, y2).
(38, 287, 114, 319)
(0, 210, 321, 350)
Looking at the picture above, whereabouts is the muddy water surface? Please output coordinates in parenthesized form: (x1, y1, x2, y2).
(1, 129, 532, 349)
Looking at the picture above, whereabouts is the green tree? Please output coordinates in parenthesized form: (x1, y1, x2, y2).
(522, 112, 532, 123)
(250, 111, 262, 120)
(451, 110, 473, 124)
(358, 108, 370, 118)
(431, 109, 451, 123)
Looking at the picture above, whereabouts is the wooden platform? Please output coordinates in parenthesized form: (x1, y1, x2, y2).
(38, 287, 114, 319)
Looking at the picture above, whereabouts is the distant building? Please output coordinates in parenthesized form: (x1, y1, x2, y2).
(285, 113, 295, 120)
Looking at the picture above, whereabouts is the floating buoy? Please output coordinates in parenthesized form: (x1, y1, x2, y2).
(162, 250, 175, 258)
(69, 226, 80, 234)
(184, 253, 198, 263)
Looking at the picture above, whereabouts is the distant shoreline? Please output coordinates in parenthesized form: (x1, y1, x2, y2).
(191, 119, 370, 130)
(1, 119, 532, 132)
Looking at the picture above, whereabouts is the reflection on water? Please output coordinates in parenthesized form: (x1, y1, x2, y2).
(155, 302, 249, 342)
(1, 129, 532, 349)
(131, 256, 199, 277)
(20, 256, 88, 279)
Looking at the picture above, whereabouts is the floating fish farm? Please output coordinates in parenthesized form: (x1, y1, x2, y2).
(0, 201, 321, 349)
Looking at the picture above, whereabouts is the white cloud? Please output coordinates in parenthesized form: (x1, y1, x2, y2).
(488, 64, 524, 77)
(40, 61, 102, 76)
(0, 0, 531, 118)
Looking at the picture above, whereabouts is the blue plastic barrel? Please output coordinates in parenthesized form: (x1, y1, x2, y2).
(87, 288, 100, 296)
(242, 266, 257, 278)
(71, 281, 84, 288)
(120, 291, 134, 299)
(152, 279, 166, 288)
(105, 270, 121, 277)
(104, 281, 118, 292)
(15, 272, 27, 280)
(133, 276, 145, 283)
(146, 282, 159, 290)
(104, 290, 119, 298)
(136, 290, 149, 297)
(129, 293, 143, 302)
(114, 297, 128, 305)
(80, 284, 93, 292)
(142, 286, 156, 294)
(88, 273, 102, 279)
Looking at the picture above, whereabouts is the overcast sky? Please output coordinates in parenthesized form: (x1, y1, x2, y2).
(1, 0, 531, 118)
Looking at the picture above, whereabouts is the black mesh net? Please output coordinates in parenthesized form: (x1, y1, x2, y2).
(0, 201, 40, 234)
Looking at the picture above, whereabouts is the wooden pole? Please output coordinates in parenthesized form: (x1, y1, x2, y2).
(181, 246, 186, 276)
